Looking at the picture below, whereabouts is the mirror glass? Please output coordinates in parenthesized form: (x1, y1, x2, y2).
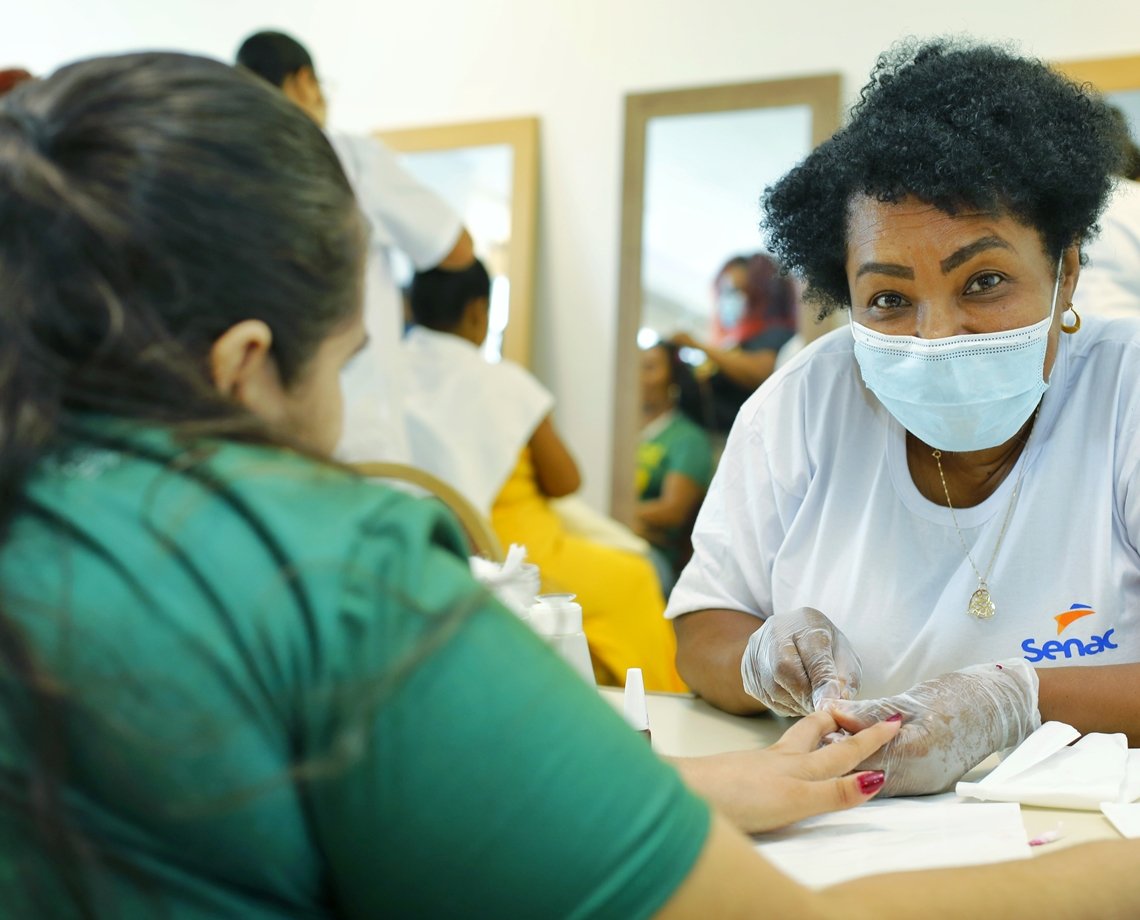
(1054, 54, 1140, 137)
(640, 105, 812, 345)
(610, 76, 841, 519)
(388, 144, 515, 362)
(1108, 88, 1140, 138)
(376, 117, 539, 368)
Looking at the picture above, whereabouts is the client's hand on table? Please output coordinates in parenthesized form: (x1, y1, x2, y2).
(828, 658, 1041, 797)
(741, 607, 862, 716)
(668, 710, 901, 834)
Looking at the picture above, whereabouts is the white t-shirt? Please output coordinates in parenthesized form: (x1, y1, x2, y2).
(666, 317, 1140, 699)
(402, 326, 554, 515)
(329, 132, 463, 463)
(1073, 178, 1140, 320)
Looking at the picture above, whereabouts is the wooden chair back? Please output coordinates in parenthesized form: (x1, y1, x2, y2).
(351, 461, 505, 562)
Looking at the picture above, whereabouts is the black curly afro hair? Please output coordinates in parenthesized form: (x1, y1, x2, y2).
(762, 39, 1124, 314)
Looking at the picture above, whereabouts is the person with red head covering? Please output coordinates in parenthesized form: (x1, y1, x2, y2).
(672, 252, 797, 432)
(0, 69, 33, 96)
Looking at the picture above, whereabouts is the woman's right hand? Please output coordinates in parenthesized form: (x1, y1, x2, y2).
(670, 710, 901, 834)
(740, 607, 862, 716)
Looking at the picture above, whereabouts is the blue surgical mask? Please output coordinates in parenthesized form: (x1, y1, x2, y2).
(850, 258, 1063, 452)
(717, 287, 746, 329)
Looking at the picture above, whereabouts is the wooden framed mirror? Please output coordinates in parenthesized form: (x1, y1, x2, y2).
(1054, 53, 1140, 140)
(610, 74, 842, 520)
(375, 117, 540, 368)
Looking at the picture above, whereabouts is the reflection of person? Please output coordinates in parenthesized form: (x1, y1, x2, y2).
(669, 40, 1140, 797)
(5, 51, 1140, 920)
(671, 252, 797, 432)
(237, 31, 474, 463)
(635, 342, 713, 593)
(403, 262, 685, 690)
(0, 68, 33, 96)
(1072, 105, 1140, 319)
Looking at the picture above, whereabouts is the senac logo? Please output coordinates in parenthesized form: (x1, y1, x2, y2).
(1021, 604, 1118, 663)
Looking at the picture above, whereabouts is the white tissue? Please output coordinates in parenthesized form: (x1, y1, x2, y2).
(956, 721, 1139, 810)
(469, 544, 540, 619)
(1101, 800, 1140, 838)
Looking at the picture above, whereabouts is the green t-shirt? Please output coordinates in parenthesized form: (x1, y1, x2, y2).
(0, 427, 709, 918)
(636, 413, 714, 566)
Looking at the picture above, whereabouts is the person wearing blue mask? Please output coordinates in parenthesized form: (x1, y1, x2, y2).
(671, 252, 798, 433)
(668, 39, 1140, 797)
(7, 46, 1140, 920)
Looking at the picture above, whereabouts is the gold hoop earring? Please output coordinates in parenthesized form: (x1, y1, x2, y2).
(1061, 303, 1081, 335)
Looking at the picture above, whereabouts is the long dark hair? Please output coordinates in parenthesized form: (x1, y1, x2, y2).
(0, 52, 362, 914)
(648, 342, 711, 429)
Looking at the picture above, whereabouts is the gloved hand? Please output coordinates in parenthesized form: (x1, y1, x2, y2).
(740, 607, 862, 716)
(827, 658, 1041, 797)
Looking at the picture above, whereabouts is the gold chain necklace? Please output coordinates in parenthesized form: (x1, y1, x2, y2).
(930, 410, 1039, 620)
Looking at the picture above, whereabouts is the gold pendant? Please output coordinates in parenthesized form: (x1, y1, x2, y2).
(968, 587, 996, 620)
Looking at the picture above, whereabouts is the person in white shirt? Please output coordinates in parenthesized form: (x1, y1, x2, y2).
(1072, 177, 1140, 319)
(1072, 107, 1140, 320)
(668, 39, 1140, 797)
(236, 31, 473, 462)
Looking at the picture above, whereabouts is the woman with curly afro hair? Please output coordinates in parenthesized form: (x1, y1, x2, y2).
(667, 39, 1140, 797)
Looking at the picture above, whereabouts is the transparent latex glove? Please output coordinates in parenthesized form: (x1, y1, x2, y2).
(740, 607, 862, 716)
(827, 658, 1041, 797)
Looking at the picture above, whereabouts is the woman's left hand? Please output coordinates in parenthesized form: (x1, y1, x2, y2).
(827, 658, 1041, 797)
(669, 710, 901, 833)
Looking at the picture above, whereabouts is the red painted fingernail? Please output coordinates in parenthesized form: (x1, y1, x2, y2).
(885, 713, 903, 723)
(858, 771, 886, 795)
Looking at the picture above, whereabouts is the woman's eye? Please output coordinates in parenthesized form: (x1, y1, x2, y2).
(870, 292, 908, 310)
(964, 272, 1005, 294)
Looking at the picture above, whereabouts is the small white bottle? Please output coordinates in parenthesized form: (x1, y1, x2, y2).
(529, 593, 595, 686)
(623, 668, 651, 744)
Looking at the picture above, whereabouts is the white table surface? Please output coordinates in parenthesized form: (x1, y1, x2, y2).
(598, 687, 1121, 851)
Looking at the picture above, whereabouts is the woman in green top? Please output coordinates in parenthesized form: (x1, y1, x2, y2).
(636, 342, 714, 592)
(1, 51, 1139, 919)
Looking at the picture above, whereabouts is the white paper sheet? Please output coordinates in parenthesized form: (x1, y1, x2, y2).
(753, 796, 1030, 888)
(957, 721, 1140, 810)
(1101, 801, 1140, 838)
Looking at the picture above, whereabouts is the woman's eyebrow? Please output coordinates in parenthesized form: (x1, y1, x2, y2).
(853, 235, 1014, 281)
(939, 235, 1012, 273)
(855, 262, 914, 280)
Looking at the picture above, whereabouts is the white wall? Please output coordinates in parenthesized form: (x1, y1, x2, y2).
(7, 0, 1140, 507)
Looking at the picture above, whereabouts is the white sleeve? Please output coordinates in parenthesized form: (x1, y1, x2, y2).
(331, 133, 463, 269)
(1116, 342, 1140, 554)
(1073, 180, 1140, 320)
(664, 404, 791, 623)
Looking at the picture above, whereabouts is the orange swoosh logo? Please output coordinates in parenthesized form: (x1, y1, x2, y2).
(1055, 608, 1096, 634)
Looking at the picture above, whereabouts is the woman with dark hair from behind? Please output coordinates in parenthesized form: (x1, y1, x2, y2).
(403, 260, 688, 691)
(635, 341, 713, 594)
(3, 48, 1140, 920)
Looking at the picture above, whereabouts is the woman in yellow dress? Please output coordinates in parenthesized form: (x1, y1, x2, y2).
(401, 260, 685, 690)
